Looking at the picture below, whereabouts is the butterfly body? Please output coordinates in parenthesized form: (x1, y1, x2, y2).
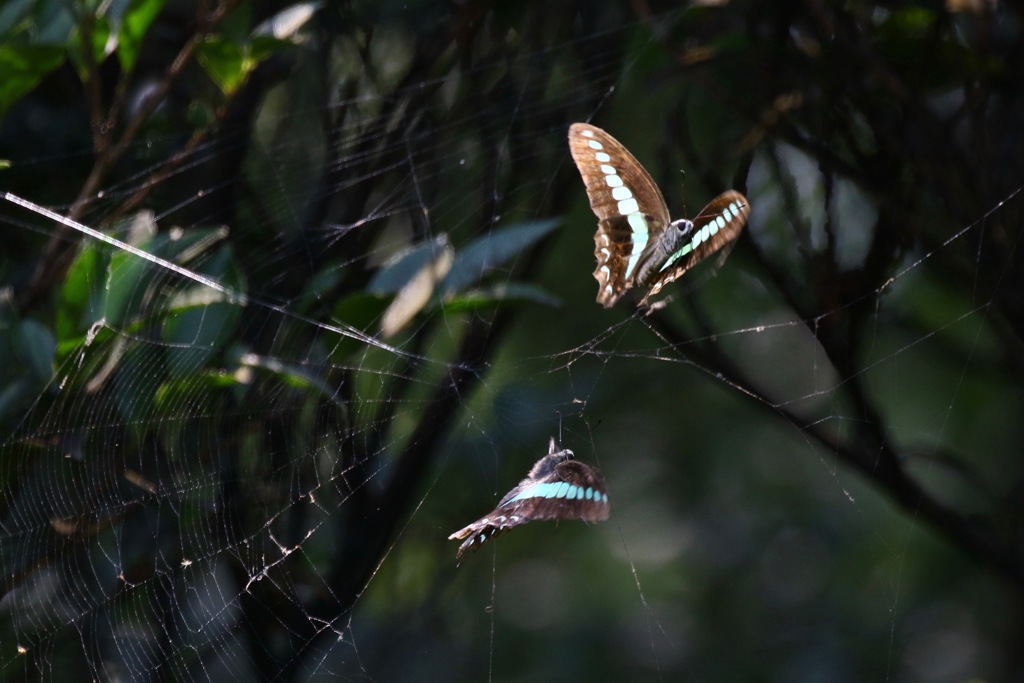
(569, 123, 750, 307)
(448, 438, 609, 560)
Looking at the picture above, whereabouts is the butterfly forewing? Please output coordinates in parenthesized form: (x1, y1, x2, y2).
(568, 123, 670, 226)
(497, 460, 610, 524)
(569, 123, 671, 307)
(641, 190, 750, 303)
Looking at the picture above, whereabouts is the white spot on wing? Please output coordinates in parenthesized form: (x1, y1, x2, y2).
(588, 140, 603, 150)
(581, 129, 594, 137)
(623, 213, 649, 280)
(617, 197, 640, 215)
(611, 186, 632, 201)
(599, 164, 616, 175)
(595, 152, 611, 163)
(604, 174, 623, 188)
(627, 213, 648, 236)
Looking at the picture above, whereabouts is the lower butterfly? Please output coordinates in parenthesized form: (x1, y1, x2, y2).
(448, 438, 610, 560)
(568, 122, 750, 308)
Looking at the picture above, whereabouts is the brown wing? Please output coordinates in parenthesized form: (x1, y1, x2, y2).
(534, 459, 610, 524)
(591, 213, 669, 308)
(569, 123, 671, 308)
(568, 123, 670, 226)
(641, 190, 749, 304)
(447, 458, 610, 560)
(448, 508, 533, 560)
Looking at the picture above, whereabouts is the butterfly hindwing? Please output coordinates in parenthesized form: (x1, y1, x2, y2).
(592, 221, 628, 305)
(448, 438, 610, 560)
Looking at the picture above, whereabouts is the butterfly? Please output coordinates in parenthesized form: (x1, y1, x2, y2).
(448, 437, 610, 560)
(568, 122, 750, 308)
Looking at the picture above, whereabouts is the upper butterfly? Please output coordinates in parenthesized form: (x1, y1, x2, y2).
(568, 123, 750, 308)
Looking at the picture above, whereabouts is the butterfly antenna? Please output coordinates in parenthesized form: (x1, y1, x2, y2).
(555, 410, 563, 445)
(679, 169, 688, 217)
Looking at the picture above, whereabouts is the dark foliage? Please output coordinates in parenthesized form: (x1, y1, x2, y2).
(0, 0, 1022, 680)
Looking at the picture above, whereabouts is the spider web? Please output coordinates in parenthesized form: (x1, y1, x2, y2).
(1, 3, 1022, 682)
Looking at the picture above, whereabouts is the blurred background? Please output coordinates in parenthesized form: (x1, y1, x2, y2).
(1, 1, 1023, 681)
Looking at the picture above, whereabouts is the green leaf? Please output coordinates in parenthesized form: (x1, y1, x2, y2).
(0, 44, 66, 117)
(100, 224, 234, 328)
(0, 0, 32, 34)
(56, 241, 104, 343)
(103, 246, 157, 328)
(880, 7, 936, 37)
(15, 319, 57, 383)
(162, 298, 243, 375)
(248, 35, 291, 63)
(152, 371, 232, 423)
(112, 343, 163, 445)
(0, 0, 75, 43)
(197, 36, 248, 95)
(441, 282, 562, 313)
(368, 235, 451, 295)
(379, 244, 454, 338)
(440, 218, 561, 296)
(118, 0, 165, 72)
(161, 244, 245, 375)
(330, 293, 389, 360)
(199, 5, 313, 98)
(68, 15, 113, 82)
(235, 351, 346, 409)
(92, 16, 112, 61)
(0, 377, 33, 423)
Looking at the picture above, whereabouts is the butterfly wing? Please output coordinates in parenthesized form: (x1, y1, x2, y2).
(513, 459, 611, 524)
(448, 455, 610, 560)
(569, 123, 671, 308)
(641, 190, 750, 304)
(448, 508, 532, 560)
